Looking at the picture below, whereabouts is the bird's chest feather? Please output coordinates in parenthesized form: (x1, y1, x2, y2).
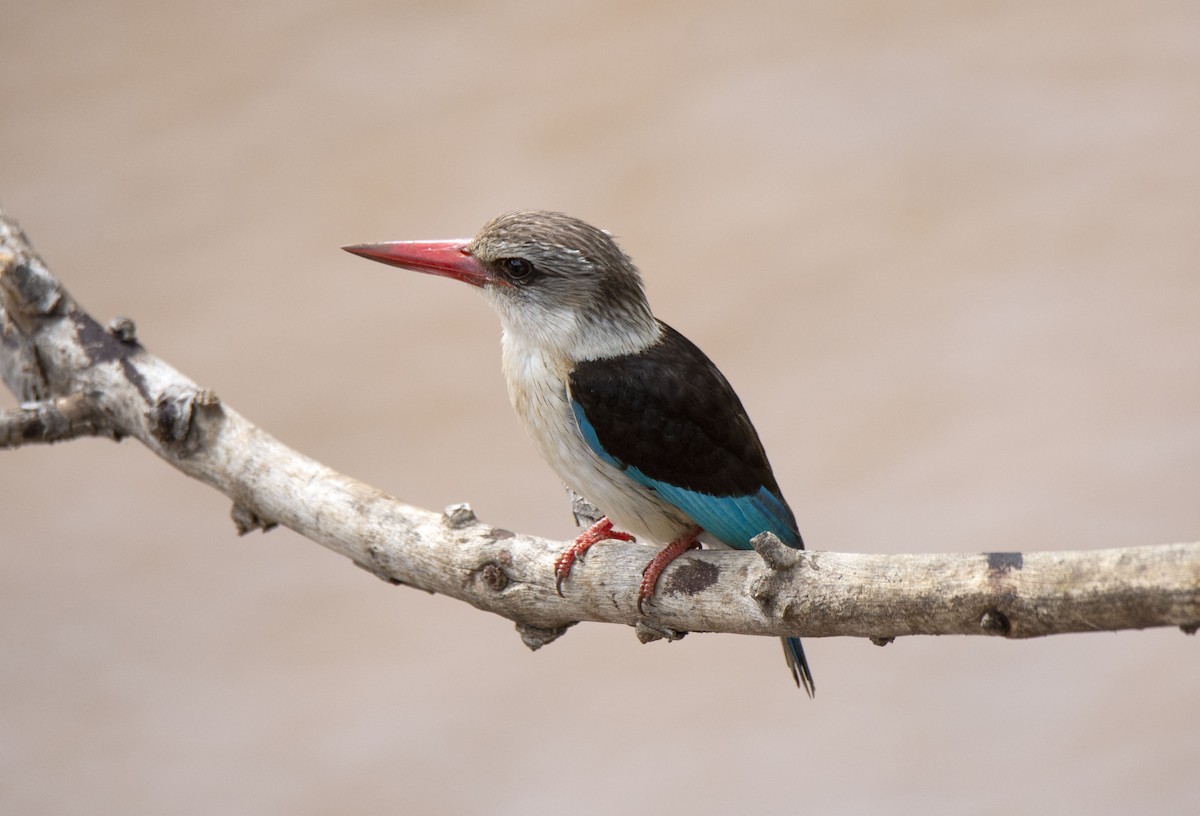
(501, 339, 576, 461)
(499, 333, 692, 543)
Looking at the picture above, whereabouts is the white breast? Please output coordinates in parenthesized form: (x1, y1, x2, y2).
(500, 331, 695, 545)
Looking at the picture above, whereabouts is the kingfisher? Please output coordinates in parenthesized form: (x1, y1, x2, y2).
(344, 211, 814, 696)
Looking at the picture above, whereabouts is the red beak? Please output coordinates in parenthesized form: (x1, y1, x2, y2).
(342, 239, 493, 287)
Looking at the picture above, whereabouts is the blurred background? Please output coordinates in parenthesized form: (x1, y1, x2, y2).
(2, 1, 1198, 813)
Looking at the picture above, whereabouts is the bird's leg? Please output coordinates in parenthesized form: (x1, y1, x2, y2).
(637, 526, 703, 613)
(554, 516, 635, 595)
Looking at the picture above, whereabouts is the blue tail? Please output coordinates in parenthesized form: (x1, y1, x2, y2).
(783, 636, 815, 698)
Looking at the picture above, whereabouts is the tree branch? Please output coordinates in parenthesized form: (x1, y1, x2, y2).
(0, 392, 117, 448)
(3, 207, 1198, 649)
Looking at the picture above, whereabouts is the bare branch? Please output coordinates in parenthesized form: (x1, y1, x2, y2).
(3, 207, 1198, 648)
(0, 392, 117, 448)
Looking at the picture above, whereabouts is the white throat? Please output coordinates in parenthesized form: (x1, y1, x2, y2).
(486, 291, 661, 364)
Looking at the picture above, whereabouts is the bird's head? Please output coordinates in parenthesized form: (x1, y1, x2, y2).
(344, 211, 660, 360)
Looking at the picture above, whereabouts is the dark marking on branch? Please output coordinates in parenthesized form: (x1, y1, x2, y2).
(73, 311, 131, 365)
(664, 557, 719, 598)
(987, 552, 1024, 573)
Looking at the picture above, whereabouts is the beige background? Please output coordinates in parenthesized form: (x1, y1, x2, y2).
(3, 2, 1199, 813)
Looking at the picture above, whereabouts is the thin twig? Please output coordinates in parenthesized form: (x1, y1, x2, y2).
(0, 392, 118, 448)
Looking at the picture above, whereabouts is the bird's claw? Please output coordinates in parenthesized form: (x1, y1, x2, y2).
(553, 516, 633, 596)
(636, 528, 702, 615)
(552, 550, 576, 597)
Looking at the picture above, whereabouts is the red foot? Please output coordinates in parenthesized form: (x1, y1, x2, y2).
(637, 527, 703, 613)
(554, 517, 634, 595)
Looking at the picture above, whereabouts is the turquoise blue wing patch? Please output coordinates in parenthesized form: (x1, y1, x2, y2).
(571, 399, 800, 549)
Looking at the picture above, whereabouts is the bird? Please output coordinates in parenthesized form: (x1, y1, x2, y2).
(343, 211, 814, 696)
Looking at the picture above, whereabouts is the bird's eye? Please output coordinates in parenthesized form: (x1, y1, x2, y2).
(501, 257, 537, 283)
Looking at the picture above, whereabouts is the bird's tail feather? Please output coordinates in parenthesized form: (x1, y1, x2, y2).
(782, 636, 815, 698)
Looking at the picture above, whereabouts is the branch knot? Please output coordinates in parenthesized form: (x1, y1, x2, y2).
(148, 385, 221, 453)
(751, 530, 802, 570)
(442, 503, 477, 529)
